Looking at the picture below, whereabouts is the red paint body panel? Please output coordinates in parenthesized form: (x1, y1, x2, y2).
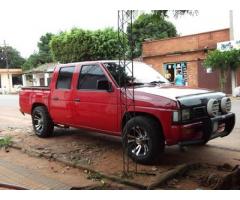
(19, 61, 231, 146)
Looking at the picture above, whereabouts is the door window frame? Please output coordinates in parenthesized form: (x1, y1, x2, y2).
(55, 66, 75, 90)
(76, 64, 111, 92)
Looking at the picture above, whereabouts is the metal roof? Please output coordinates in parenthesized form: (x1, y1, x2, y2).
(23, 63, 58, 74)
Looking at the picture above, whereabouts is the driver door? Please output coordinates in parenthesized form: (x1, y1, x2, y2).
(73, 64, 118, 134)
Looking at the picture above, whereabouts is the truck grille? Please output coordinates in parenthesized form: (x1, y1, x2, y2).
(192, 106, 207, 119)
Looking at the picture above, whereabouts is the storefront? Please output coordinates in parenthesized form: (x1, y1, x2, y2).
(142, 28, 237, 94)
(163, 62, 188, 85)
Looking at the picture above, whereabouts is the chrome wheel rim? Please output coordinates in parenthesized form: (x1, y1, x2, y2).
(127, 126, 150, 157)
(33, 111, 44, 132)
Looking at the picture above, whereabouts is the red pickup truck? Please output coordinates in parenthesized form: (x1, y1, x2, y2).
(19, 61, 235, 164)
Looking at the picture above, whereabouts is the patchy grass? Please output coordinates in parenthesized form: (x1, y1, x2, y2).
(0, 136, 12, 148)
(87, 171, 104, 181)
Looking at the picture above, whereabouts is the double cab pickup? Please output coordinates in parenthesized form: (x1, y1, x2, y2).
(19, 61, 235, 164)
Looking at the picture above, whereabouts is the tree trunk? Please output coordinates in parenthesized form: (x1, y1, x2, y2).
(231, 70, 236, 94)
(220, 70, 224, 92)
(220, 69, 227, 93)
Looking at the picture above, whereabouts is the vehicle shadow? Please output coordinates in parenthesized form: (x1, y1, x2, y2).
(53, 127, 121, 146)
(50, 127, 235, 167)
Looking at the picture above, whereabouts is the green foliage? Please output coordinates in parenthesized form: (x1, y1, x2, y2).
(204, 49, 240, 91)
(37, 32, 54, 63)
(204, 49, 240, 71)
(226, 49, 240, 71)
(50, 28, 120, 63)
(23, 33, 54, 71)
(152, 10, 199, 19)
(22, 53, 42, 71)
(0, 46, 25, 68)
(127, 13, 177, 58)
(0, 136, 12, 148)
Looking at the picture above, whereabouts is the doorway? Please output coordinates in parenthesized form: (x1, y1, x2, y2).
(164, 62, 187, 85)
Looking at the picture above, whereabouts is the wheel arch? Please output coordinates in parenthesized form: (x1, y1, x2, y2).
(31, 103, 48, 114)
(121, 111, 165, 139)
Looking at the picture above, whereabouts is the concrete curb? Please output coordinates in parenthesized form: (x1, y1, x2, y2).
(147, 163, 201, 189)
(9, 142, 147, 189)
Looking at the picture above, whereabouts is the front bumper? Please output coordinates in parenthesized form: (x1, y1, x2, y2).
(169, 112, 235, 146)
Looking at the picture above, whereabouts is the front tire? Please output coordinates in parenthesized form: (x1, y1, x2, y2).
(32, 106, 54, 138)
(122, 116, 165, 164)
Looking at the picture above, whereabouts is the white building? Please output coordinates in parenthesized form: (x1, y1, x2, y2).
(22, 63, 56, 87)
(0, 68, 22, 94)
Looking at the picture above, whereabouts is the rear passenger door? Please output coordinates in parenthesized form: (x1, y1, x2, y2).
(73, 64, 118, 133)
(50, 66, 75, 125)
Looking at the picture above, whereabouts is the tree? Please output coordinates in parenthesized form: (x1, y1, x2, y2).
(22, 33, 54, 71)
(22, 52, 42, 71)
(204, 49, 240, 92)
(37, 32, 54, 63)
(0, 46, 25, 68)
(50, 28, 121, 63)
(152, 10, 199, 19)
(127, 13, 177, 58)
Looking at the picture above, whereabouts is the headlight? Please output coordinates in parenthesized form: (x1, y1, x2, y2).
(182, 109, 191, 121)
(220, 97, 231, 113)
(172, 109, 191, 123)
(207, 99, 220, 117)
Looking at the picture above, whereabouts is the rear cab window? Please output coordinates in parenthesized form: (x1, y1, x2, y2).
(56, 66, 75, 89)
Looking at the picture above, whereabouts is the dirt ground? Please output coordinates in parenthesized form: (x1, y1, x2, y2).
(1, 127, 240, 189)
(0, 95, 240, 189)
(0, 147, 135, 190)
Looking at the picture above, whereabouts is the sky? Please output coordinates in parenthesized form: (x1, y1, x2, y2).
(0, 0, 239, 58)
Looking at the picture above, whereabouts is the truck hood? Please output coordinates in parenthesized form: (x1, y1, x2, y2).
(135, 86, 213, 101)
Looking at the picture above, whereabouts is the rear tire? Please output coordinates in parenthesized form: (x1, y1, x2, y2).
(32, 106, 54, 138)
(122, 116, 165, 164)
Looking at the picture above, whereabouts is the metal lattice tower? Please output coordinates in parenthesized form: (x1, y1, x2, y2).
(118, 10, 138, 175)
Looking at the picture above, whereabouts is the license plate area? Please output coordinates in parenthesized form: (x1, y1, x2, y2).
(212, 121, 225, 133)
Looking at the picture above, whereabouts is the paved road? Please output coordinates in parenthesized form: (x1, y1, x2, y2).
(0, 95, 31, 129)
(0, 94, 239, 151)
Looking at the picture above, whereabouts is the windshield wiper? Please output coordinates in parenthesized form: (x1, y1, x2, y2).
(128, 82, 145, 86)
(149, 81, 166, 85)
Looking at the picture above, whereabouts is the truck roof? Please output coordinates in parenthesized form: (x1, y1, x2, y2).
(56, 60, 140, 68)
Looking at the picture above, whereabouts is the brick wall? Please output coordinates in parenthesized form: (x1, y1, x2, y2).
(142, 29, 230, 57)
(142, 28, 231, 93)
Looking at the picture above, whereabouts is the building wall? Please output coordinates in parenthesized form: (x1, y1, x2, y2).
(0, 73, 12, 91)
(0, 68, 22, 93)
(237, 68, 240, 86)
(143, 29, 230, 57)
(143, 51, 204, 88)
(142, 28, 234, 93)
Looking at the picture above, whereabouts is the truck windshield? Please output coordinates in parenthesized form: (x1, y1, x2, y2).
(103, 61, 169, 87)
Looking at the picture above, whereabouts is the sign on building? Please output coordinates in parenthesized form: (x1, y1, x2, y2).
(217, 40, 240, 51)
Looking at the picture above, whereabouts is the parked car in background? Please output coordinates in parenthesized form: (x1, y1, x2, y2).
(19, 61, 235, 164)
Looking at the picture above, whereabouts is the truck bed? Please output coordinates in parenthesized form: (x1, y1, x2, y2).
(21, 86, 50, 91)
(19, 87, 50, 114)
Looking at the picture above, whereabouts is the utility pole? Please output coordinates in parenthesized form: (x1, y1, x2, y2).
(229, 10, 234, 40)
(229, 10, 236, 95)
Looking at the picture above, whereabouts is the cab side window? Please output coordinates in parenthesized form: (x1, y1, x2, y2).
(78, 65, 108, 90)
(56, 67, 75, 89)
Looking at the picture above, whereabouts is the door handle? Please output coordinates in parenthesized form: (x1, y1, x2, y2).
(74, 98, 80, 102)
(53, 97, 59, 101)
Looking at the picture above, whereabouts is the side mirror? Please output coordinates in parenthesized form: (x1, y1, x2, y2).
(97, 80, 113, 92)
